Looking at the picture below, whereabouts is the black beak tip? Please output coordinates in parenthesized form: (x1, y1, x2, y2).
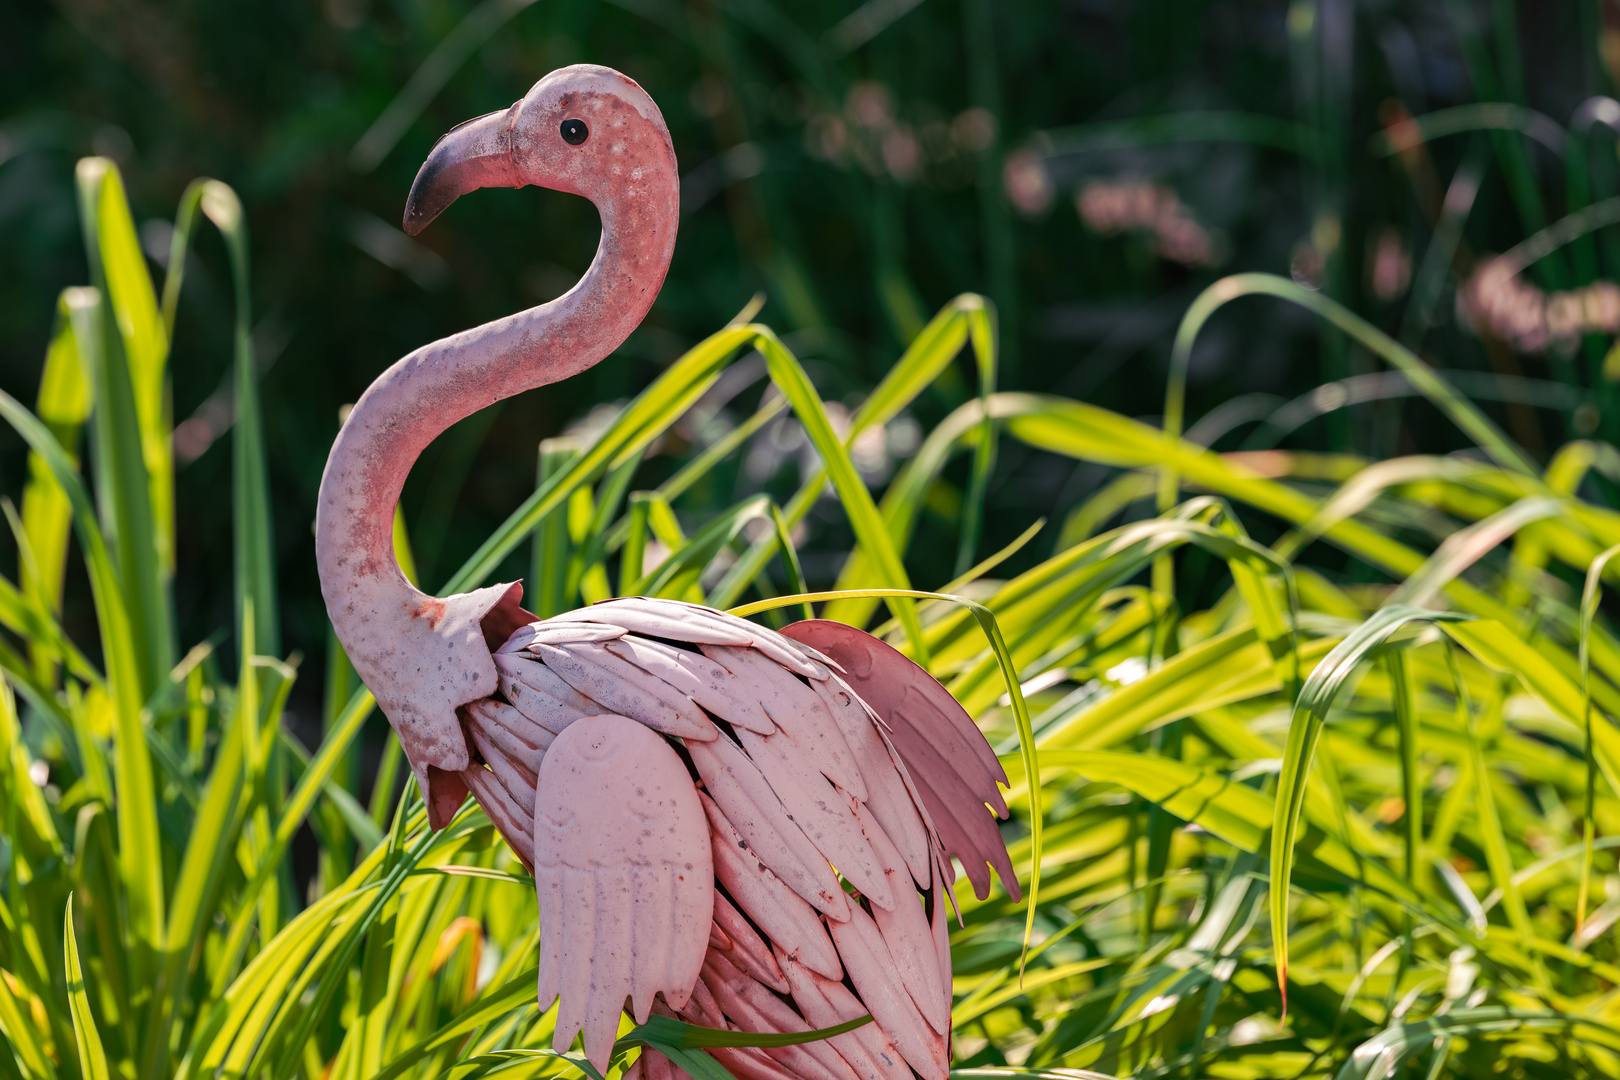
(402, 181, 444, 236)
(402, 155, 453, 236)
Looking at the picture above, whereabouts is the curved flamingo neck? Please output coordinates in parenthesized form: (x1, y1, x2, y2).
(321, 198, 659, 606)
(315, 147, 678, 824)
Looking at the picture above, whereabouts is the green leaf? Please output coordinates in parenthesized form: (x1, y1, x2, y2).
(1166, 273, 1536, 479)
(1576, 543, 1620, 942)
(1270, 604, 1468, 1011)
(22, 290, 94, 683)
(629, 1012, 872, 1050)
(1335, 1008, 1620, 1080)
(0, 383, 163, 978)
(746, 328, 926, 657)
(74, 161, 173, 696)
(368, 965, 538, 1080)
(64, 896, 112, 1080)
(0, 938, 57, 1080)
(445, 325, 758, 595)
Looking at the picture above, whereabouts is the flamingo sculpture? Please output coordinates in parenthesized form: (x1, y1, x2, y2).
(316, 65, 1017, 1080)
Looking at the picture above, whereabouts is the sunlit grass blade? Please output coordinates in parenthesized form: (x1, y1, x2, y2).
(745, 327, 927, 656)
(64, 897, 111, 1080)
(210, 682, 377, 997)
(77, 158, 174, 574)
(1575, 543, 1620, 944)
(260, 810, 475, 1080)
(1387, 651, 1422, 886)
(22, 290, 95, 684)
(74, 160, 173, 696)
(632, 494, 801, 601)
(367, 968, 540, 1080)
(1338, 1007, 1620, 1080)
(1270, 604, 1468, 1012)
(146, 654, 253, 1080)
(732, 296, 996, 623)
(531, 437, 579, 617)
(444, 324, 757, 594)
(1387, 495, 1564, 608)
(1165, 273, 1536, 481)
(0, 388, 161, 992)
(567, 450, 640, 604)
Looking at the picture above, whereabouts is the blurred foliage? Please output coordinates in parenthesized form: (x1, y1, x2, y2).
(2, 0, 1611, 702)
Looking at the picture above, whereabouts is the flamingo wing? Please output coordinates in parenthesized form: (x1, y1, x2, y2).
(466, 598, 975, 1080)
(779, 619, 1019, 902)
(532, 713, 713, 1075)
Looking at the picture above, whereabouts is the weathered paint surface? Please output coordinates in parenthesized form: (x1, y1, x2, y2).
(314, 65, 679, 824)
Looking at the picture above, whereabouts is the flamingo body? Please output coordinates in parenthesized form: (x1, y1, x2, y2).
(465, 598, 1008, 1080)
(315, 66, 1016, 1080)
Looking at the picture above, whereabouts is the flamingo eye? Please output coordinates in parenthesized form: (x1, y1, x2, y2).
(560, 119, 589, 145)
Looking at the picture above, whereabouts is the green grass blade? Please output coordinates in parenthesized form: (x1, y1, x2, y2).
(1387, 651, 1423, 887)
(1336, 1008, 1620, 1080)
(77, 159, 175, 577)
(0, 515, 101, 688)
(747, 328, 927, 659)
(444, 325, 756, 595)
(531, 438, 580, 616)
(0, 386, 162, 978)
(261, 813, 465, 1080)
(1446, 647, 1546, 989)
(74, 161, 173, 696)
(0, 881, 57, 1080)
(210, 182, 280, 657)
(641, 495, 770, 597)
(64, 896, 111, 1080)
(22, 290, 95, 683)
(567, 450, 641, 604)
(1388, 496, 1565, 608)
(1369, 101, 1567, 157)
(630, 1012, 871, 1050)
(146, 647, 258, 1080)
(1166, 273, 1536, 479)
(210, 680, 377, 996)
(368, 968, 538, 1080)
(1575, 543, 1620, 944)
(163, 177, 279, 656)
(1270, 604, 1468, 1012)
(956, 301, 998, 578)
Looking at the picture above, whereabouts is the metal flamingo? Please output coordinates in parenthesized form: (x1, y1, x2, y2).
(315, 65, 1018, 1080)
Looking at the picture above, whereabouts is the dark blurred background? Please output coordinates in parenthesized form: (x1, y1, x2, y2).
(0, 0, 1615, 732)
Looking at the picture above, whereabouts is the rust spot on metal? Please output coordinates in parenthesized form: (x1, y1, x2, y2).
(413, 596, 448, 630)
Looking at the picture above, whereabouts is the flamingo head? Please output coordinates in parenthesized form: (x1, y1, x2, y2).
(403, 64, 676, 236)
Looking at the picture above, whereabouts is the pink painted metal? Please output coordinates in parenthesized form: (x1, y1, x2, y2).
(780, 620, 1019, 902)
(316, 64, 1018, 1080)
(315, 65, 679, 826)
(533, 714, 712, 1068)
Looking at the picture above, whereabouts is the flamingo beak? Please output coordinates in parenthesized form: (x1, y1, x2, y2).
(403, 106, 520, 236)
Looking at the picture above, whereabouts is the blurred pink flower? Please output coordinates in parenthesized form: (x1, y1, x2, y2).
(1075, 178, 1221, 267)
(1464, 257, 1620, 353)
